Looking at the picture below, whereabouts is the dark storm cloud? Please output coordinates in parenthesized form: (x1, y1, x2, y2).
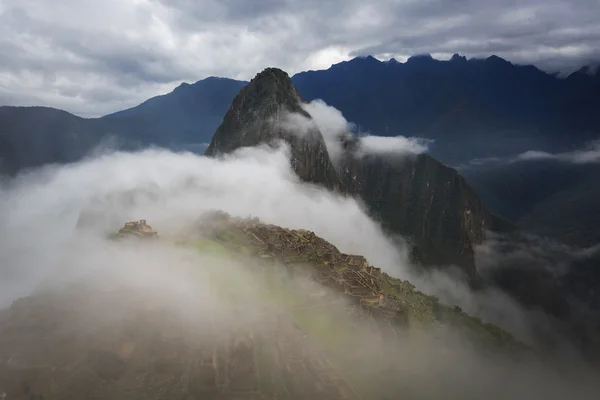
(351, 0, 600, 71)
(0, 0, 597, 116)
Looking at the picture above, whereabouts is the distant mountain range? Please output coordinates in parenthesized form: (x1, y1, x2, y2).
(2, 54, 599, 170)
(0, 53, 599, 248)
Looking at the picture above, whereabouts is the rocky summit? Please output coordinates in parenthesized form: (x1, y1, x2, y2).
(205, 68, 341, 191)
(0, 213, 538, 400)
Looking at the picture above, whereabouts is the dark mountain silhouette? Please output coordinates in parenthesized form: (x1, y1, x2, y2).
(0, 107, 108, 175)
(336, 135, 514, 281)
(104, 77, 247, 148)
(293, 54, 600, 165)
(2, 54, 599, 175)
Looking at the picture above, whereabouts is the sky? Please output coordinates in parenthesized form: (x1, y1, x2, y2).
(0, 0, 598, 117)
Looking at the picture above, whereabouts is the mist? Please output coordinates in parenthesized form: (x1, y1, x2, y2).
(281, 99, 584, 350)
(0, 141, 599, 397)
(457, 138, 600, 170)
(0, 144, 408, 306)
(515, 139, 600, 164)
(283, 98, 433, 164)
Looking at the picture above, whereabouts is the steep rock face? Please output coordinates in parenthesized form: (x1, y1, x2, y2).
(205, 68, 340, 190)
(338, 143, 506, 281)
(340, 138, 511, 282)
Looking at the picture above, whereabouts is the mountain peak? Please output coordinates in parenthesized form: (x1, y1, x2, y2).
(484, 55, 512, 66)
(450, 53, 467, 63)
(407, 53, 434, 63)
(236, 67, 306, 108)
(204, 67, 340, 189)
(251, 67, 292, 83)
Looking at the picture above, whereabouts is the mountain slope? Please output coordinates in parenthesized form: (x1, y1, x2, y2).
(0, 79, 247, 174)
(518, 169, 600, 247)
(0, 107, 108, 174)
(461, 160, 600, 248)
(337, 138, 513, 280)
(203, 68, 577, 325)
(103, 77, 247, 148)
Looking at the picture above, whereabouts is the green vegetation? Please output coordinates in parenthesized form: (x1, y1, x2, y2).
(153, 218, 529, 357)
(102, 216, 533, 399)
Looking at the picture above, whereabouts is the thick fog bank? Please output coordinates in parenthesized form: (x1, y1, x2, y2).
(0, 145, 409, 306)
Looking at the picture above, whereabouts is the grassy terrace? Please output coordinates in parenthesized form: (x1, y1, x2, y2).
(172, 232, 358, 351)
(165, 221, 531, 355)
(143, 219, 536, 399)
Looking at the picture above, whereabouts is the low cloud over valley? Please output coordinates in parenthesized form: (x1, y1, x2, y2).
(0, 137, 599, 397)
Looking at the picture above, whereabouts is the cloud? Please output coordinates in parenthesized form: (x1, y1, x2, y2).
(0, 144, 409, 305)
(283, 99, 431, 162)
(298, 99, 354, 163)
(0, 141, 585, 352)
(515, 140, 600, 164)
(0, 0, 599, 116)
(1, 145, 600, 397)
(457, 139, 600, 170)
(358, 135, 433, 155)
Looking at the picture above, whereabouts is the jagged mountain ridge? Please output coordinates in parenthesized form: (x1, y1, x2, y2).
(294, 54, 600, 164)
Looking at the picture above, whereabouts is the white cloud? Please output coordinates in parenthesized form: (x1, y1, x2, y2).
(515, 150, 557, 161)
(0, 144, 409, 305)
(358, 135, 433, 155)
(457, 140, 600, 170)
(1, 145, 600, 397)
(0, 143, 599, 397)
(515, 139, 600, 164)
(299, 99, 353, 163)
(283, 99, 432, 163)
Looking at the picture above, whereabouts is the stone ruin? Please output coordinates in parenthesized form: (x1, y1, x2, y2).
(115, 219, 159, 239)
(229, 218, 403, 318)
